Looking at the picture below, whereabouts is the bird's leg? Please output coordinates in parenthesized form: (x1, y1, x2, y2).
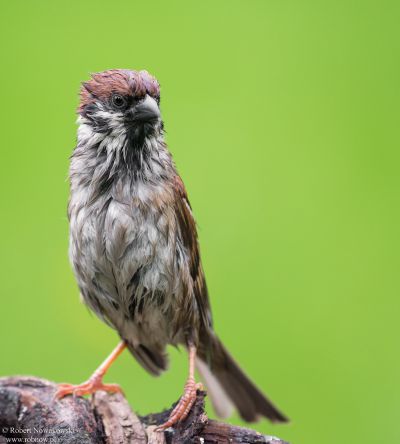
(156, 344, 202, 430)
(55, 341, 126, 399)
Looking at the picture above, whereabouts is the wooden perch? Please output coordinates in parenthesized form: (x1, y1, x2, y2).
(0, 377, 288, 444)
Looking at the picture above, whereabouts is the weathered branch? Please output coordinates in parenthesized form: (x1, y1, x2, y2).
(0, 377, 288, 444)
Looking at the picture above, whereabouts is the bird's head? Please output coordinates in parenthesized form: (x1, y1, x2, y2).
(78, 69, 162, 144)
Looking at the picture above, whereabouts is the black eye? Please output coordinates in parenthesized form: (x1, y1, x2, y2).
(111, 94, 127, 109)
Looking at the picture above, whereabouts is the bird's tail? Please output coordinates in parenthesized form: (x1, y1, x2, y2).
(196, 336, 288, 423)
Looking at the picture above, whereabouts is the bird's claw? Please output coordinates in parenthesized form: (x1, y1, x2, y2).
(54, 378, 123, 400)
(155, 380, 202, 431)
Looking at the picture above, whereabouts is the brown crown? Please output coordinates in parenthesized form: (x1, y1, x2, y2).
(78, 69, 160, 113)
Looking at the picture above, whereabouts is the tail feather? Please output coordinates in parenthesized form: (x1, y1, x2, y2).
(198, 336, 288, 423)
(196, 357, 234, 418)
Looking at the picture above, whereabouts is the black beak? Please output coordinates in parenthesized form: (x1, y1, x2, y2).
(130, 95, 160, 123)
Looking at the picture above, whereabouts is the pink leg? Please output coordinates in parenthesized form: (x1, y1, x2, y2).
(156, 344, 202, 430)
(55, 341, 126, 398)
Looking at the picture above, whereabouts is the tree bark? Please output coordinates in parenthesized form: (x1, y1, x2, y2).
(0, 377, 288, 444)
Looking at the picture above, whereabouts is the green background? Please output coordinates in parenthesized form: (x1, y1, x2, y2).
(0, 1, 399, 443)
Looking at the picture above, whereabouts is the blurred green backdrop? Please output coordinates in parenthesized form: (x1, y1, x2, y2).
(0, 0, 399, 443)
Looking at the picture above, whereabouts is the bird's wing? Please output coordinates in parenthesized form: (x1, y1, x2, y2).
(172, 175, 214, 337)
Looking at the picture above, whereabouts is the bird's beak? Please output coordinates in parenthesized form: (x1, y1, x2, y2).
(131, 95, 160, 123)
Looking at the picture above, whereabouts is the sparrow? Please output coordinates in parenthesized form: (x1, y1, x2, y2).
(56, 69, 288, 429)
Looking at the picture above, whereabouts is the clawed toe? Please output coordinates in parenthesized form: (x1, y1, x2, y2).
(54, 379, 123, 400)
(156, 381, 201, 431)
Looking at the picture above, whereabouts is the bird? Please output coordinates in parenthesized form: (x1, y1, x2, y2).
(56, 69, 288, 429)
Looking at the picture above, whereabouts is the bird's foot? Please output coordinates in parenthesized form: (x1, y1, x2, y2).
(156, 379, 203, 431)
(55, 375, 123, 399)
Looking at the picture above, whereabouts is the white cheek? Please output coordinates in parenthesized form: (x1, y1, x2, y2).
(77, 119, 105, 147)
(96, 110, 125, 131)
(77, 122, 94, 141)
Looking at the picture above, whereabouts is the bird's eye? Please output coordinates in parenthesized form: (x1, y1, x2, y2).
(111, 94, 127, 109)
